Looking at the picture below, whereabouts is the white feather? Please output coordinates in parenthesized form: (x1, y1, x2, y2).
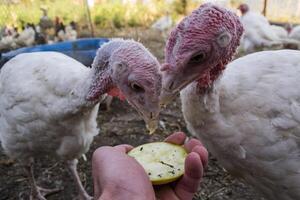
(0, 52, 99, 162)
(181, 50, 300, 200)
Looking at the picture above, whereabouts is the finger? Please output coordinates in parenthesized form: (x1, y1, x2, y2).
(164, 132, 186, 145)
(113, 144, 134, 153)
(192, 146, 209, 168)
(184, 138, 203, 153)
(174, 152, 203, 200)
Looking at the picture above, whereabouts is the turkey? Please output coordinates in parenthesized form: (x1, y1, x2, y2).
(39, 8, 54, 31)
(15, 24, 36, 47)
(151, 12, 173, 33)
(0, 27, 18, 51)
(290, 25, 300, 41)
(56, 23, 77, 42)
(160, 3, 300, 200)
(238, 4, 300, 52)
(271, 25, 288, 39)
(0, 38, 161, 200)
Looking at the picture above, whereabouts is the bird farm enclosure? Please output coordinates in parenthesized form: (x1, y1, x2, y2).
(1, 0, 300, 200)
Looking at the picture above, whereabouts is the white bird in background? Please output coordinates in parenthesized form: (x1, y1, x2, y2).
(271, 25, 288, 39)
(160, 4, 300, 200)
(0, 27, 18, 51)
(16, 25, 36, 47)
(0, 39, 161, 200)
(151, 11, 173, 32)
(290, 25, 300, 41)
(0, 35, 17, 51)
(57, 24, 77, 42)
(238, 4, 300, 52)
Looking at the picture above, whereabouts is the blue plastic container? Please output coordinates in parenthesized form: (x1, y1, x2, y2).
(0, 38, 109, 68)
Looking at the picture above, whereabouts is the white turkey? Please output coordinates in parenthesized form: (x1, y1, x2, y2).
(0, 38, 161, 199)
(290, 25, 300, 41)
(151, 12, 173, 32)
(271, 25, 288, 39)
(238, 4, 299, 52)
(57, 25, 77, 42)
(160, 3, 300, 200)
(0, 27, 18, 51)
(16, 25, 36, 47)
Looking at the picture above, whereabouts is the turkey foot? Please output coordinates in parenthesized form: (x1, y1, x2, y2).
(25, 161, 62, 200)
(30, 186, 62, 200)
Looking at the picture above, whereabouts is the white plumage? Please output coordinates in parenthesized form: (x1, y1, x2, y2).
(0, 52, 98, 199)
(57, 25, 77, 42)
(239, 11, 281, 52)
(16, 26, 36, 47)
(240, 11, 299, 52)
(181, 50, 300, 200)
(0, 52, 98, 161)
(271, 25, 288, 39)
(290, 25, 300, 41)
(0, 35, 17, 51)
(151, 14, 173, 32)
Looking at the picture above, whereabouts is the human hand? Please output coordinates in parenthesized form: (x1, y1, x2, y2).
(92, 144, 155, 200)
(92, 132, 208, 200)
(155, 132, 208, 200)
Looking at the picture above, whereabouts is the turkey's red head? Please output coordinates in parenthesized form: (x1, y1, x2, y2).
(238, 4, 249, 15)
(160, 3, 243, 106)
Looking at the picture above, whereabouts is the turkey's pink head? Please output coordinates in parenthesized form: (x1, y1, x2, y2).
(160, 3, 243, 105)
(285, 23, 292, 34)
(89, 39, 161, 134)
(238, 4, 249, 15)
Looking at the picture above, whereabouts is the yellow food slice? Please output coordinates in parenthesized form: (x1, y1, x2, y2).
(128, 142, 187, 185)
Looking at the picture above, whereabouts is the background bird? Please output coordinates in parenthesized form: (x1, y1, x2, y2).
(238, 3, 300, 52)
(15, 24, 36, 47)
(56, 22, 77, 42)
(151, 11, 173, 32)
(290, 25, 300, 41)
(0, 26, 18, 52)
(160, 3, 300, 200)
(271, 25, 289, 39)
(0, 39, 161, 199)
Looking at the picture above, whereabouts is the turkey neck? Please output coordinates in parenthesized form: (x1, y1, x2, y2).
(85, 66, 114, 102)
(69, 65, 113, 113)
(194, 80, 221, 125)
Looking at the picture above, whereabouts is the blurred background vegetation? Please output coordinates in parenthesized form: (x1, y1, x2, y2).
(1, 0, 299, 32)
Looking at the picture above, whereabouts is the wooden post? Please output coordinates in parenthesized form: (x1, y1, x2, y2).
(262, 0, 268, 16)
(84, 0, 94, 37)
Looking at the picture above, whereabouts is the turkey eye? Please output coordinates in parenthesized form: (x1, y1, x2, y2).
(189, 52, 206, 64)
(130, 82, 145, 93)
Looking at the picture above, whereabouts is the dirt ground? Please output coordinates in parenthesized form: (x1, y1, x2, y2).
(0, 28, 265, 200)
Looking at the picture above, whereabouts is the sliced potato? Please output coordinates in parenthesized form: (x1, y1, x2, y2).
(128, 142, 187, 185)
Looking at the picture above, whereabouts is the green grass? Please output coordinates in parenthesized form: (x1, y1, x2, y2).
(0, 0, 299, 30)
(0, 0, 177, 29)
(0, 0, 86, 28)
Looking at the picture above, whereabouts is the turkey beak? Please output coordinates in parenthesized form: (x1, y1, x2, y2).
(129, 100, 159, 135)
(160, 70, 198, 107)
(143, 110, 159, 135)
(146, 118, 158, 135)
(160, 88, 177, 108)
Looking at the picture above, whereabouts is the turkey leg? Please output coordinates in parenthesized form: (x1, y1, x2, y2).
(66, 159, 92, 200)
